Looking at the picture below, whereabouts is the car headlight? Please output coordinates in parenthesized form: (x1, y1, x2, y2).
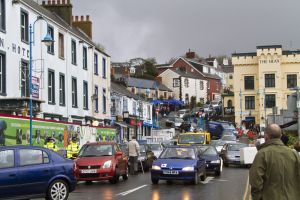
(152, 165, 161, 170)
(182, 166, 194, 171)
(211, 160, 220, 163)
(103, 160, 112, 169)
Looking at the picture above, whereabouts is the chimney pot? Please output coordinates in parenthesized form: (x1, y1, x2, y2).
(67, 0, 70, 4)
(51, 0, 55, 5)
(62, 0, 65, 4)
(80, 15, 84, 21)
(47, 0, 51, 5)
(42, 1, 46, 5)
(75, 16, 79, 21)
(57, 0, 61, 4)
(86, 15, 90, 21)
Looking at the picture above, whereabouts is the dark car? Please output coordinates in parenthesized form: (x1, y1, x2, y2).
(220, 143, 248, 167)
(197, 145, 222, 176)
(151, 146, 206, 185)
(74, 142, 128, 184)
(138, 144, 156, 171)
(0, 146, 76, 200)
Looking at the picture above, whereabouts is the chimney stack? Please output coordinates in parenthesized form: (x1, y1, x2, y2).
(42, 0, 73, 25)
(72, 15, 93, 39)
(186, 50, 196, 59)
(155, 77, 162, 84)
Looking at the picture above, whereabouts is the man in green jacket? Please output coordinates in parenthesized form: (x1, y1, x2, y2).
(249, 124, 300, 200)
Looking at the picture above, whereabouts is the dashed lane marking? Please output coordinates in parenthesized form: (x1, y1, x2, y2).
(201, 176, 214, 184)
(116, 184, 148, 196)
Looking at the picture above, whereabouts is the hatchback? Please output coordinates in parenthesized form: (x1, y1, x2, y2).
(74, 142, 128, 184)
(0, 146, 76, 200)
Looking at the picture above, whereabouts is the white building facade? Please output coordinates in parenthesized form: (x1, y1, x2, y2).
(158, 69, 207, 104)
(0, 0, 110, 125)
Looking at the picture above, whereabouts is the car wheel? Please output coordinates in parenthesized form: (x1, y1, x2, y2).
(122, 167, 129, 181)
(109, 168, 120, 184)
(215, 168, 221, 176)
(151, 178, 159, 184)
(200, 170, 206, 181)
(46, 179, 69, 200)
(193, 172, 199, 185)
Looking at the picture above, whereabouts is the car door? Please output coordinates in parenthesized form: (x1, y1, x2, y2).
(0, 149, 18, 199)
(196, 149, 206, 172)
(17, 148, 52, 196)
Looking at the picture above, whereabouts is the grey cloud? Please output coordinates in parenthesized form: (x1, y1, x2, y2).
(72, 0, 300, 63)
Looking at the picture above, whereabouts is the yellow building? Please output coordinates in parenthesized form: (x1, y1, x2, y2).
(232, 45, 300, 126)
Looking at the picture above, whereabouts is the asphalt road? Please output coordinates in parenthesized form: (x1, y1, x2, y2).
(67, 166, 249, 200)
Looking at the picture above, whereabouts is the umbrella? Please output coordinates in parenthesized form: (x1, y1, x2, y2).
(150, 99, 163, 105)
(164, 99, 184, 106)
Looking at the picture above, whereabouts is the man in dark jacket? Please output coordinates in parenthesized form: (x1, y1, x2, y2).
(249, 124, 300, 200)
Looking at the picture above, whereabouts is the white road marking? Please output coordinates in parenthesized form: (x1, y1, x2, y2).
(201, 176, 214, 184)
(217, 179, 229, 182)
(243, 175, 250, 200)
(116, 184, 148, 196)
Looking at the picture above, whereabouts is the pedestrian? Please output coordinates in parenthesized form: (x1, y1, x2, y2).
(249, 124, 300, 200)
(293, 141, 300, 156)
(280, 132, 289, 146)
(44, 137, 58, 152)
(66, 136, 80, 159)
(127, 135, 140, 175)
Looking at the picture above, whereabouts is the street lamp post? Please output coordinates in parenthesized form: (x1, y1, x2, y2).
(29, 16, 54, 145)
(239, 88, 242, 125)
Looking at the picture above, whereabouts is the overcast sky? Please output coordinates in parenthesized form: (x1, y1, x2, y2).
(72, 0, 300, 63)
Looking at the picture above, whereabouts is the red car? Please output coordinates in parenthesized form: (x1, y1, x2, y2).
(74, 142, 128, 184)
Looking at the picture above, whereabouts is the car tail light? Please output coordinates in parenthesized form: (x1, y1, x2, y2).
(73, 162, 77, 176)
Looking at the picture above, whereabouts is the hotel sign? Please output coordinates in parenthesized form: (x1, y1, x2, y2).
(259, 59, 280, 64)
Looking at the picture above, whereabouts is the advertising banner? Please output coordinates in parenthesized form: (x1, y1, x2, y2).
(32, 76, 40, 99)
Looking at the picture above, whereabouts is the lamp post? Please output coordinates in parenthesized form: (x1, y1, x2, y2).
(29, 16, 54, 145)
(239, 88, 242, 125)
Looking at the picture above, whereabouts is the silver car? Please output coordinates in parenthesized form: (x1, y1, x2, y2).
(220, 143, 248, 167)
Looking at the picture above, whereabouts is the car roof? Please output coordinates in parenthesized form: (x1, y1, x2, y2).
(84, 142, 116, 146)
(1, 145, 46, 150)
(165, 145, 195, 149)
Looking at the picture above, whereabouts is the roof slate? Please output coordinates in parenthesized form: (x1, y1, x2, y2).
(125, 77, 172, 92)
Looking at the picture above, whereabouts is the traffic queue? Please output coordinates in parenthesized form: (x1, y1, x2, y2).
(0, 125, 254, 200)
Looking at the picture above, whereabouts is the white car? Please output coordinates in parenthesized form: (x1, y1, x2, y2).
(177, 109, 190, 118)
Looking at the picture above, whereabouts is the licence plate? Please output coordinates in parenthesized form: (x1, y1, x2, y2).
(163, 170, 179, 175)
(81, 169, 97, 173)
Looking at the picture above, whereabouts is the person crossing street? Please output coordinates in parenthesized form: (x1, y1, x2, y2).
(127, 136, 140, 175)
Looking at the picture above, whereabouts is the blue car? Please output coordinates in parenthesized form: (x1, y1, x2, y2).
(151, 146, 206, 185)
(197, 145, 222, 176)
(0, 146, 76, 200)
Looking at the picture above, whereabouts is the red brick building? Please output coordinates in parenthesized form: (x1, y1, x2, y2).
(169, 52, 221, 102)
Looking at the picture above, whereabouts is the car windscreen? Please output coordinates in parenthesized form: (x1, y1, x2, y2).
(149, 144, 162, 151)
(175, 118, 184, 123)
(227, 143, 248, 151)
(221, 135, 236, 141)
(203, 146, 218, 156)
(78, 144, 113, 157)
(160, 147, 195, 159)
(178, 134, 205, 144)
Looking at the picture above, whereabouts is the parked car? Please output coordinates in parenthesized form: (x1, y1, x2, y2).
(138, 144, 156, 171)
(178, 109, 190, 118)
(148, 143, 164, 158)
(210, 140, 226, 153)
(74, 142, 128, 184)
(0, 146, 76, 200)
(220, 143, 248, 167)
(197, 145, 222, 176)
(151, 146, 206, 185)
(203, 104, 213, 113)
(165, 117, 184, 129)
(221, 135, 237, 143)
